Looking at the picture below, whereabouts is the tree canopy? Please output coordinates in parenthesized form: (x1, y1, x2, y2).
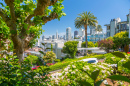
(75, 11, 97, 48)
(63, 41, 79, 58)
(0, 0, 65, 62)
(95, 25, 102, 32)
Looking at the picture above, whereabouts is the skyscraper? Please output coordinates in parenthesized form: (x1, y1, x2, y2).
(63, 35, 66, 40)
(66, 27, 71, 41)
(42, 35, 45, 40)
(52, 35, 56, 39)
(74, 31, 78, 38)
(56, 31, 58, 39)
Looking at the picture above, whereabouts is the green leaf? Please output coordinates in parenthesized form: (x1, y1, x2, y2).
(39, 51, 45, 55)
(77, 80, 92, 86)
(111, 52, 126, 58)
(122, 60, 130, 70)
(108, 75, 130, 83)
(95, 80, 104, 86)
(90, 70, 100, 82)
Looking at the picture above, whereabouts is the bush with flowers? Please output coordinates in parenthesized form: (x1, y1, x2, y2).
(43, 51, 56, 63)
(50, 61, 113, 86)
(104, 56, 122, 64)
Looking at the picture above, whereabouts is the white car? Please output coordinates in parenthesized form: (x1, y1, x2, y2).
(80, 58, 98, 64)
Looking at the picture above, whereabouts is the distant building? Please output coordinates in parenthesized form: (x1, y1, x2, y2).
(58, 35, 60, 39)
(42, 35, 45, 40)
(79, 28, 85, 37)
(90, 23, 97, 35)
(63, 35, 66, 40)
(66, 27, 71, 41)
(105, 14, 129, 38)
(74, 31, 78, 38)
(49, 36, 52, 40)
(90, 31, 106, 43)
(52, 35, 56, 39)
(56, 31, 58, 39)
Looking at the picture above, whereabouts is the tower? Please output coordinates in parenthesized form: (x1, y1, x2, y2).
(66, 27, 71, 41)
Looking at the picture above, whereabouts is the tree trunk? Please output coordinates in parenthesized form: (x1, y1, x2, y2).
(84, 25, 88, 48)
(13, 41, 24, 63)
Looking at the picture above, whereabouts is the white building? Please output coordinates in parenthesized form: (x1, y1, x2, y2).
(105, 14, 129, 38)
(90, 31, 106, 43)
(43, 39, 82, 59)
(66, 27, 71, 41)
(79, 28, 85, 37)
(56, 31, 58, 39)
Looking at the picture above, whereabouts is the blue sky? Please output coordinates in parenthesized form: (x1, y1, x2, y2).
(42, 0, 130, 38)
(0, 0, 130, 38)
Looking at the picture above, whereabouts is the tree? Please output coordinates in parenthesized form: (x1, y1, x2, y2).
(0, 0, 65, 62)
(113, 31, 130, 51)
(75, 11, 97, 48)
(63, 41, 79, 58)
(95, 25, 102, 32)
(81, 41, 95, 48)
(43, 51, 56, 63)
(98, 39, 114, 53)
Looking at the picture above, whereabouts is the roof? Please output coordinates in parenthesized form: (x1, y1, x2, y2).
(118, 21, 128, 24)
(104, 24, 110, 26)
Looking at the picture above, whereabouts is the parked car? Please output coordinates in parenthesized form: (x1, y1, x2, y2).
(80, 58, 98, 64)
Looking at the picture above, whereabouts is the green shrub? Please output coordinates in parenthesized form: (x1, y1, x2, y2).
(0, 54, 49, 86)
(54, 59, 61, 62)
(49, 61, 70, 71)
(63, 41, 79, 58)
(26, 55, 38, 64)
(43, 51, 56, 63)
(81, 41, 95, 48)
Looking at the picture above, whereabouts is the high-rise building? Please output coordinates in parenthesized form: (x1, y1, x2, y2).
(66, 27, 71, 41)
(56, 31, 58, 39)
(52, 35, 56, 39)
(63, 35, 66, 40)
(74, 31, 78, 38)
(58, 35, 60, 39)
(49, 36, 52, 40)
(79, 28, 85, 37)
(42, 35, 45, 40)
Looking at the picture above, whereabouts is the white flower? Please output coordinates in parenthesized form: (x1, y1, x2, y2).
(71, 71, 75, 74)
(111, 57, 115, 59)
(102, 70, 106, 73)
(72, 65, 76, 68)
(103, 80, 108, 85)
(69, 69, 72, 72)
(75, 69, 78, 72)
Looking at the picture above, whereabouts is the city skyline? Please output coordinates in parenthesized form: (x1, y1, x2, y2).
(41, 0, 130, 39)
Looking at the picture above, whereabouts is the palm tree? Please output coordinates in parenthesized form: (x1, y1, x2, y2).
(75, 11, 98, 47)
(95, 25, 102, 32)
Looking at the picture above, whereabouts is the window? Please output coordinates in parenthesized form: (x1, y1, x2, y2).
(107, 26, 110, 30)
(117, 25, 119, 29)
(121, 24, 126, 30)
